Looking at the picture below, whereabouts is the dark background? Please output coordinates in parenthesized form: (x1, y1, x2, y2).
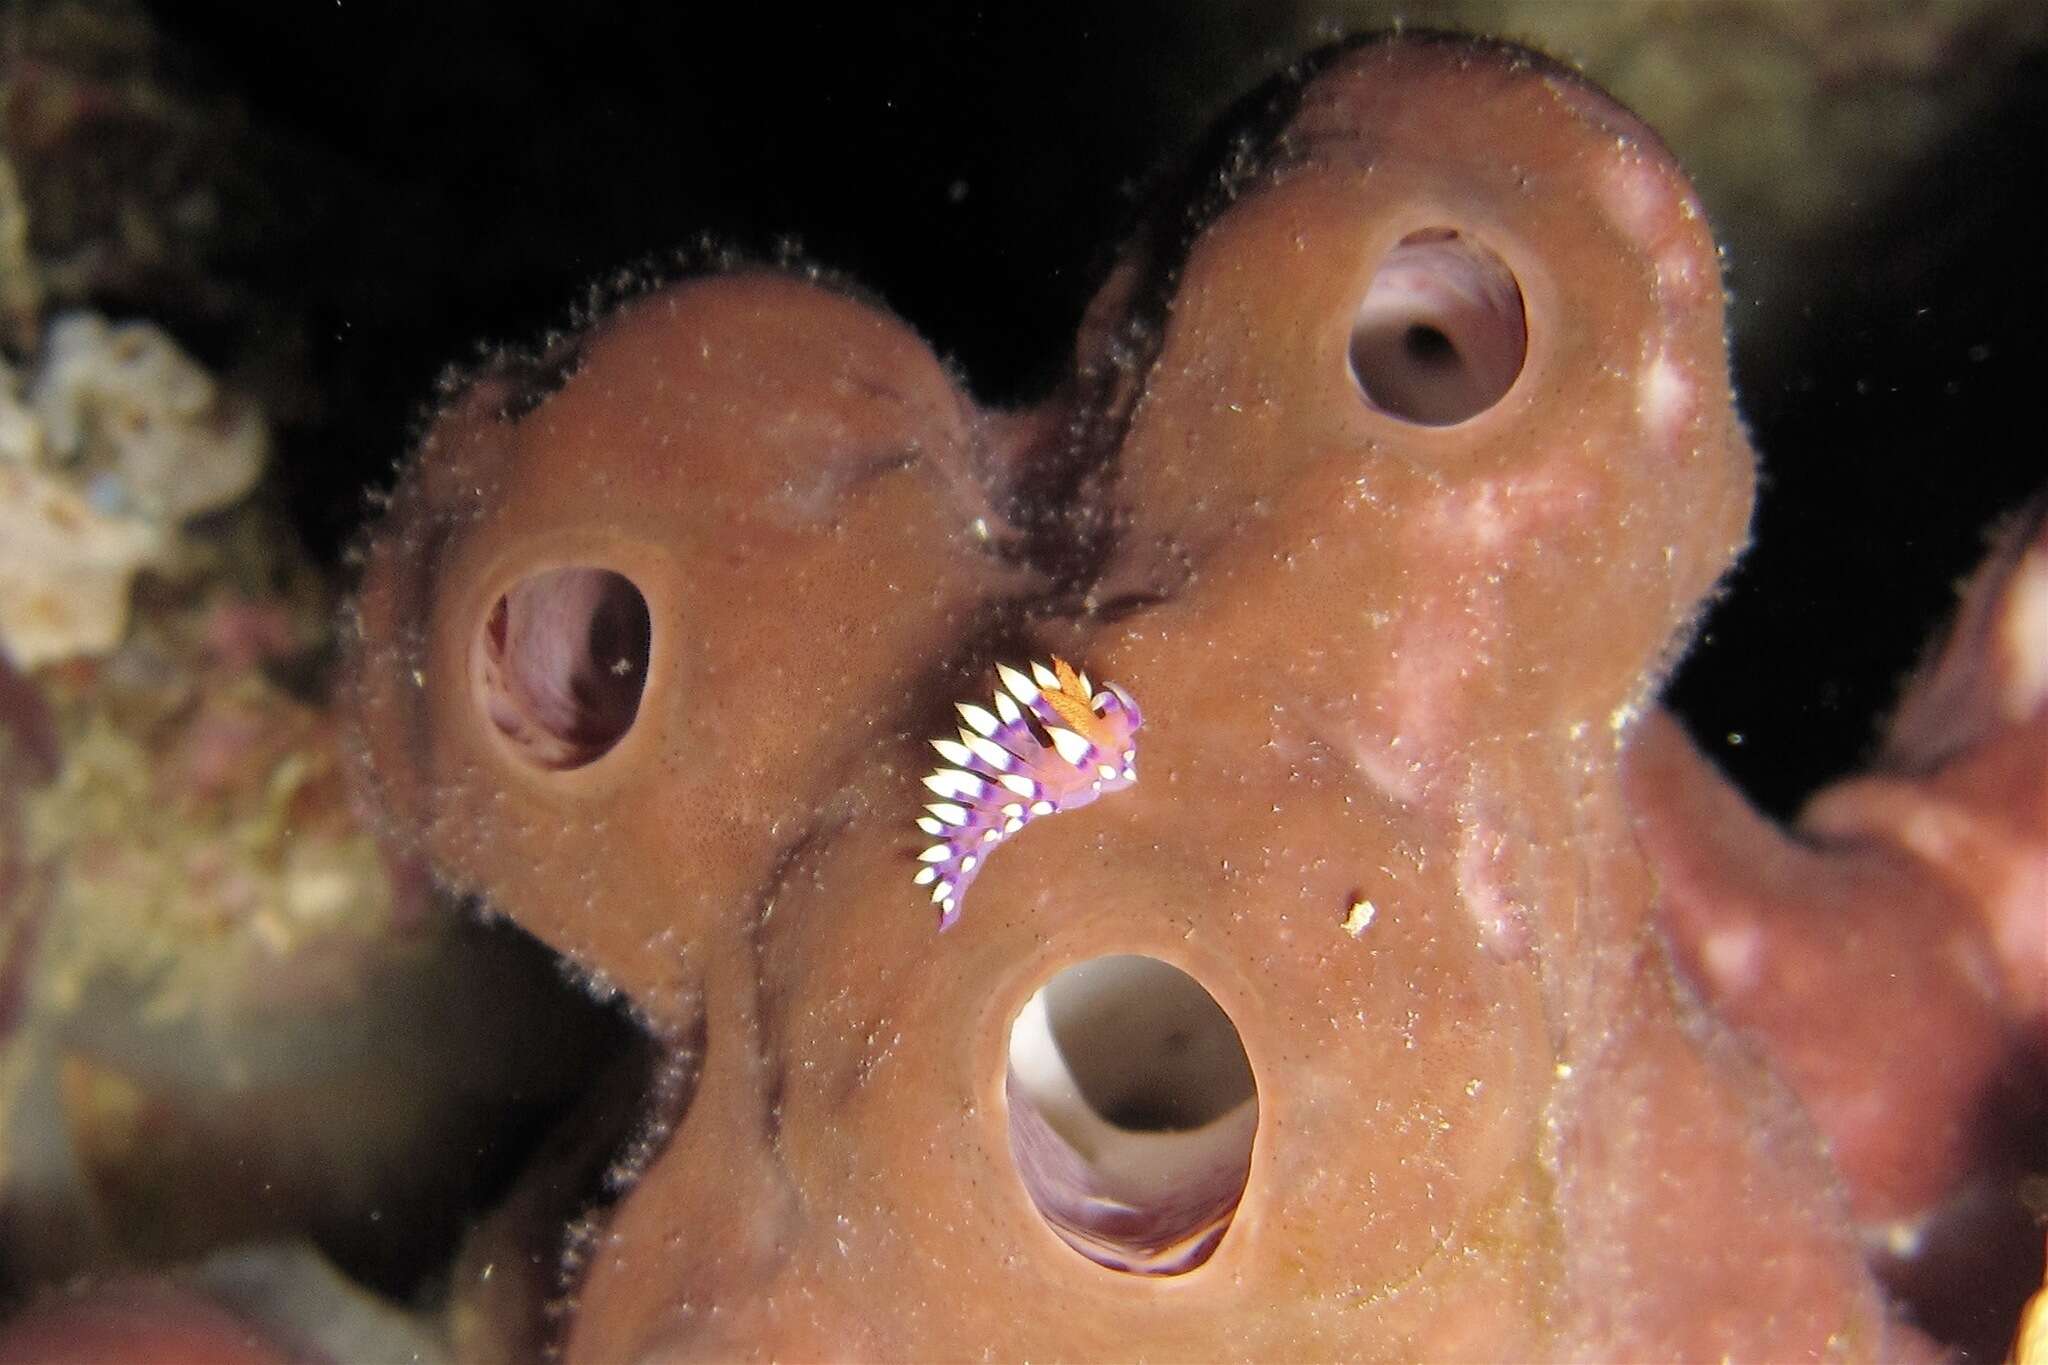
(136, 0, 2048, 818)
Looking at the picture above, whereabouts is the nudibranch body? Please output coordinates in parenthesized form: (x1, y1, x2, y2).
(914, 658, 1141, 927)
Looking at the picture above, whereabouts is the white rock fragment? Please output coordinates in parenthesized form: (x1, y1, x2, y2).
(1342, 898, 1377, 937)
(0, 459, 165, 667)
(2005, 546, 2048, 720)
(0, 313, 268, 667)
(31, 313, 267, 522)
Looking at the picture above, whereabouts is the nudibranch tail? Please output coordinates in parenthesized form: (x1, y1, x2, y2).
(913, 657, 1143, 929)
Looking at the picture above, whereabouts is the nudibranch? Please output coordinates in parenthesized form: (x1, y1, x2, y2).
(914, 658, 1141, 927)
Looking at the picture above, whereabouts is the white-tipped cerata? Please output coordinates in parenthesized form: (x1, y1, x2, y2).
(1047, 726, 1091, 766)
(998, 664, 1039, 705)
(966, 735, 1013, 770)
(923, 771, 976, 798)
